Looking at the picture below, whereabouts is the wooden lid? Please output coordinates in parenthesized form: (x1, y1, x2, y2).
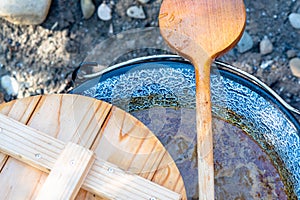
(0, 94, 187, 199)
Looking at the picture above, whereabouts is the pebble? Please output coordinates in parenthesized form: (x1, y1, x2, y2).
(97, 2, 112, 21)
(138, 0, 150, 4)
(289, 57, 300, 78)
(0, 0, 52, 25)
(81, 0, 95, 19)
(237, 31, 253, 53)
(260, 60, 273, 69)
(0, 92, 3, 104)
(0, 75, 19, 96)
(108, 23, 114, 34)
(287, 49, 297, 58)
(288, 13, 300, 29)
(126, 6, 146, 19)
(260, 36, 273, 55)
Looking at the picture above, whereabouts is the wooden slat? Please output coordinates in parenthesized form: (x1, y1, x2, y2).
(27, 95, 112, 146)
(92, 106, 171, 174)
(92, 106, 187, 195)
(0, 96, 41, 199)
(0, 153, 7, 167)
(36, 143, 95, 200)
(0, 113, 181, 200)
(0, 96, 41, 138)
(0, 95, 42, 122)
(84, 159, 181, 200)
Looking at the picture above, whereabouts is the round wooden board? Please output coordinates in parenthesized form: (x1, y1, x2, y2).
(0, 94, 187, 199)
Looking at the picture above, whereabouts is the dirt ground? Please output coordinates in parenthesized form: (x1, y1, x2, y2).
(0, 0, 299, 115)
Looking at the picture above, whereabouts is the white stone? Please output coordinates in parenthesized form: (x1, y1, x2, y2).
(0, 0, 52, 25)
(289, 13, 300, 29)
(126, 6, 146, 19)
(1, 75, 19, 96)
(290, 57, 300, 78)
(138, 0, 150, 4)
(260, 36, 273, 55)
(108, 23, 114, 34)
(81, 0, 95, 19)
(97, 2, 112, 21)
(237, 31, 253, 53)
(260, 60, 273, 69)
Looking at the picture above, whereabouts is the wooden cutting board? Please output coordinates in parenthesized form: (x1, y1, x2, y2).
(0, 94, 187, 199)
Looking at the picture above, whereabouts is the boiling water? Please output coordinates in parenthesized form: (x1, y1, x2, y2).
(131, 107, 287, 200)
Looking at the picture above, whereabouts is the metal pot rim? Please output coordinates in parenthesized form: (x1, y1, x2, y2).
(73, 54, 300, 118)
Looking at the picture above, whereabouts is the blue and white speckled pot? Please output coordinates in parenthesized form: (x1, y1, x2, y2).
(72, 55, 300, 198)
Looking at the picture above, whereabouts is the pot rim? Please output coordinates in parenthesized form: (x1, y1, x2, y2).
(73, 54, 300, 119)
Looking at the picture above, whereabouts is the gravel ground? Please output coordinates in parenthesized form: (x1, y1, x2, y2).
(0, 0, 299, 116)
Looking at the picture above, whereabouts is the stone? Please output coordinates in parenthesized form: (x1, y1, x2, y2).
(290, 57, 300, 78)
(260, 36, 273, 55)
(97, 2, 112, 21)
(287, 49, 297, 58)
(237, 31, 253, 53)
(126, 6, 146, 19)
(0, 0, 52, 25)
(138, 0, 150, 4)
(108, 23, 114, 34)
(0, 92, 4, 104)
(289, 13, 300, 29)
(0, 75, 19, 96)
(260, 60, 273, 69)
(81, 0, 95, 19)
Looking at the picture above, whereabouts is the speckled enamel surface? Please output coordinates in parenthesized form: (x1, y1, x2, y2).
(75, 59, 300, 198)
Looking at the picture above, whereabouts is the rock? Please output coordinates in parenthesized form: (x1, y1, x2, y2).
(0, 92, 4, 104)
(287, 49, 297, 58)
(0, 0, 52, 25)
(81, 0, 95, 19)
(290, 57, 300, 78)
(108, 23, 114, 34)
(260, 60, 273, 69)
(0, 75, 19, 96)
(260, 36, 273, 55)
(97, 2, 112, 21)
(138, 0, 150, 4)
(237, 31, 253, 53)
(126, 6, 146, 19)
(288, 13, 300, 29)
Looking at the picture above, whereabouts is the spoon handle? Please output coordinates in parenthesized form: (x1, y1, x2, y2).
(194, 58, 214, 200)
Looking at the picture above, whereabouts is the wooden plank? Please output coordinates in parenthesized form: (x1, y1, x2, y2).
(0, 95, 42, 122)
(92, 106, 168, 173)
(0, 153, 7, 167)
(0, 112, 181, 200)
(0, 95, 42, 198)
(36, 143, 95, 200)
(84, 159, 181, 200)
(0, 111, 64, 171)
(92, 106, 187, 197)
(28, 95, 112, 145)
(0, 158, 47, 199)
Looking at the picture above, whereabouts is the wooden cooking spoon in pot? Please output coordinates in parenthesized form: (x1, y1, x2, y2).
(159, 1, 246, 199)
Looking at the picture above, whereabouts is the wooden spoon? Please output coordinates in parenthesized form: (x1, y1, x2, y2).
(159, 1, 246, 199)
